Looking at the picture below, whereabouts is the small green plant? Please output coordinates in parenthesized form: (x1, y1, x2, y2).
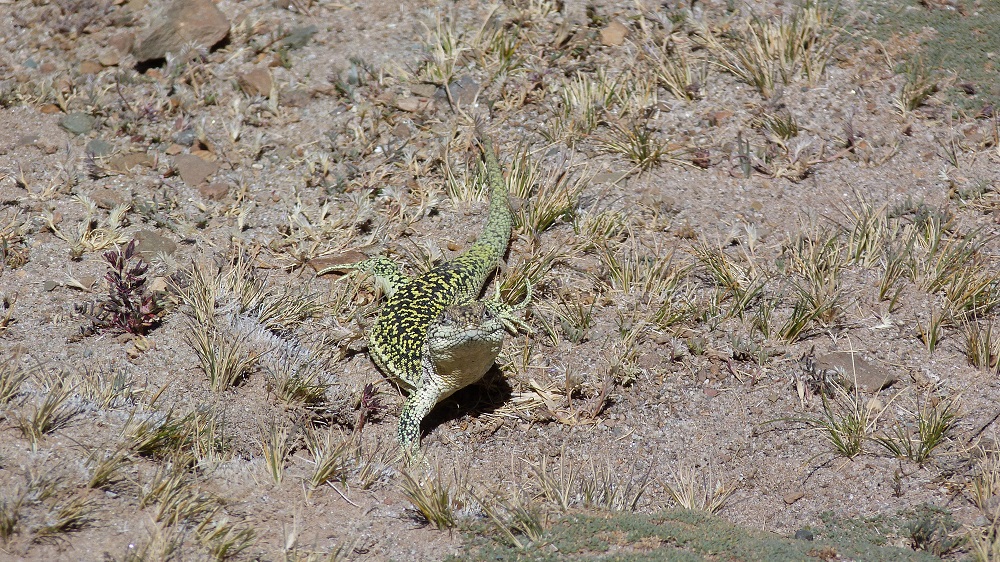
(506, 147, 585, 242)
(186, 322, 259, 391)
(756, 111, 800, 145)
(797, 383, 886, 458)
(86, 447, 130, 490)
(260, 420, 293, 484)
(305, 427, 350, 489)
(16, 380, 79, 451)
(697, 2, 841, 97)
(196, 516, 256, 561)
(873, 397, 958, 464)
(917, 306, 949, 353)
(551, 292, 596, 344)
(598, 119, 671, 171)
(32, 495, 94, 542)
(903, 505, 962, 556)
(472, 489, 547, 550)
(643, 34, 702, 101)
(894, 58, 938, 114)
(399, 468, 457, 530)
(0, 361, 31, 406)
(971, 446, 1000, 515)
(964, 321, 998, 371)
(662, 465, 735, 514)
(578, 461, 651, 512)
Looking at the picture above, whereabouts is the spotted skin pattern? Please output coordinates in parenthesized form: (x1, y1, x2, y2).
(330, 134, 523, 449)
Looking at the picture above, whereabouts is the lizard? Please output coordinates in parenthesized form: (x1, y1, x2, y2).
(322, 131, 530, 450)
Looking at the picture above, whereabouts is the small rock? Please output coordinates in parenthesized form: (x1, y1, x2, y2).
(703, 387, 719, 398)
(708, 110, 733, 126)
(409, 83, 437, 97)
(76, 275, 97, 290)
(61, 112, 96, 135)
(109, 152, 156, 173)
(279, 25, 318, 50)
(783, 491, 804, 504)
(600, 20, 628, 47)
(395, 96, 433, 113)
(99, 51, 122, 67)
(436, 75, 480, 107)
(238, 68, 273, 97)
(79, 60, 103, 75)
(148, 276, 169, 293)
(173, 153, 219, 185)
(591, 171, 629, 185)
(44, 280, 58, 291)
(133, 230, 177, 258)
(132, 0, 230, 63)
(108, 32, 135, 55)
(16, 134, 40, 147)
(165, 143, 184, 155)
(86, 139, 114, 157)
(173, 128, 197, 146)
(794, 529, 814, 541)
(198, 181, 229, 200)
(89, 187, 125, 209)
(816, 351, 897, 392)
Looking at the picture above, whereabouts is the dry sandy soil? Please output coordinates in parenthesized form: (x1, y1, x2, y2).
(1, 0, 999, 560)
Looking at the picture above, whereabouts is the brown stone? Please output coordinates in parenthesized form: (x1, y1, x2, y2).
(783, 491, 804, 504)
(600, 20, 628, 47)
(109, 152, 156, 173)
(198, 181, 229, 200)
(395, 96, 433, 113)
(238, 68, 273, 97)
(99, 51, 122, 67)
(815, 351, 898, 392)
(79, 60, 103, 75)
(173, 153, 219, 185)
(132, 0, 230, 63)
(108, 32, 135, 55)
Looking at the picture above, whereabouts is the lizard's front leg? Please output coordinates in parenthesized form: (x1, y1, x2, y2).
(397, 356, 445, 450)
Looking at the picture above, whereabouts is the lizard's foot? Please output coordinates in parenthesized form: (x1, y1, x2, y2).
(316, 255, 409, 298)
(487, 280, 533, 334)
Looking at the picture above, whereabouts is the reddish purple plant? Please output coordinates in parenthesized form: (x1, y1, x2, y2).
(355, 382, 382, 437)
(99, 240, 161, 334)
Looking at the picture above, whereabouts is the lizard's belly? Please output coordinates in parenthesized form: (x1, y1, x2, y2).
(432, 337, 502, 400)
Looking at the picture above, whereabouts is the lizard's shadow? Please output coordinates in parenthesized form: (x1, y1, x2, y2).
(421, 364, 514, 437)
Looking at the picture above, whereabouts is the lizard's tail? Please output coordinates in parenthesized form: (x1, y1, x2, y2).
(475, 132, 513, 259)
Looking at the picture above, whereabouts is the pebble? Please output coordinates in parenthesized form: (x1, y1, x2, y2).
(238, 68, 273, 97)
(173, 128, 197, 146)
(109, 152, 155, 173)
(60, 112, 96, 135)
(436, 75, 480, 107)
(173, 153, 219, 185)
(783, 491, 804, 504)
(133, 229, 178, 258)
(279, 25, 318, 50)
(86, 139, 113, 157)
(198, 181, 229, 200)
(79, 60, 102, 75)
(132, 0, 230, 63)
(600, 20, 628, 46)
